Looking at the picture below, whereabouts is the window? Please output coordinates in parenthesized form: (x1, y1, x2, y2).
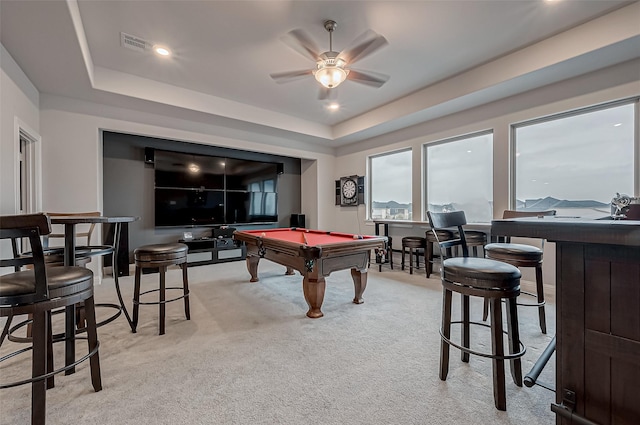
(248, 179, 276, 218)
(369, 149, 412, 220)
(513, 100, 637, 218)
(425, 131, 493, 223)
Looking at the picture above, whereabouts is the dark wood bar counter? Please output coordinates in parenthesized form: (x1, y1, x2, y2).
(491, 217, 640, 425)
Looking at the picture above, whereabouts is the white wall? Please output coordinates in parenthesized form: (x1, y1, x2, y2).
(0, 44, 40, 215)
(38, 94, 336, 230)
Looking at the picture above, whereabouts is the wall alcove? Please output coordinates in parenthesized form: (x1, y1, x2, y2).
(102, 131, 302, 261)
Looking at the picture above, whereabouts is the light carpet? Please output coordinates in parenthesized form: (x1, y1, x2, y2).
(0, 260, 556, 424)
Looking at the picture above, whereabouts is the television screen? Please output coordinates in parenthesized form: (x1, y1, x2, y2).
(225, 159, 278, 191)
(155, 188, 225, 227)
(226, 191, 278, 223)
(153, 149, 278, 227)
(155, 150, 224, 190)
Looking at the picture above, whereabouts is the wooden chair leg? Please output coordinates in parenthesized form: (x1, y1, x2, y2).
(31, 309, 47, 425)
(159, 266, 166, 336)
(182, 263, 190, 320)
(83, 295, 102, 392)
(506, 297, 523, 387)
(483, 298, 489, 322)
(409, 248, 414, 274)
(461, 294, 470, 362)
(46, 311, 54, 389)
(440, 288, 452, 381)
(489, 298, 507, 411)
(426, 242, 434, 277)
(535, 265, 547, 334)
(132, 266, 142, 332)
(64, 304, 76, 375)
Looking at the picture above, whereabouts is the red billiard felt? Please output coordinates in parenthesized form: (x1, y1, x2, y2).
(243, 228, 375, 245)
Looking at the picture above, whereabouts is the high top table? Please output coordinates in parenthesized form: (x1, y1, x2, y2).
(491, 216, 640, 425)
(49, 215, 138, 374)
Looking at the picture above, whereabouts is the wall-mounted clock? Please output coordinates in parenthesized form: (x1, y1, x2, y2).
(336, 175, 363, 206)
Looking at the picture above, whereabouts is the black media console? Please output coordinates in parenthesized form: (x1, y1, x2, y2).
(179, 237, 246, 267)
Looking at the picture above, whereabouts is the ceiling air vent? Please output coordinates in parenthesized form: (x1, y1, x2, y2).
(120, 32, 150, 53)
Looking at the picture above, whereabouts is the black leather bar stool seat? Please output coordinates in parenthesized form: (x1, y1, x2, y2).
(132, 243, 190, 335)
(428, 210, 526, 411)
(401, 236, 426, 275)
(425, 230, 455, 278)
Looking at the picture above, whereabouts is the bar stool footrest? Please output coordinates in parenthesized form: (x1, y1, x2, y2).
(134, 287, 189, 305)
(440, 320, 526, 360)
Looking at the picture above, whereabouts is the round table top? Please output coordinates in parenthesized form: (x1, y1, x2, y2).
(48, 215, 139, 224)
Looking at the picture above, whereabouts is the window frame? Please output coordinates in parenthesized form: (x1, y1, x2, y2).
(367, 147, 413, 221)
(422, 129, 494, 222)
(509, 97, 640, 211)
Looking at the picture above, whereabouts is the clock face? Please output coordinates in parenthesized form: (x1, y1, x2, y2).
(342, 179, 357, 199)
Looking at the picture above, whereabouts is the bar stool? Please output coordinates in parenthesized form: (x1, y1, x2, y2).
(483, 209, 556, 334)
(1, 214, 101, 424)
(401, 236, 426, 275)
(427, 210, 525, 411)
(132, 243, 190, 335)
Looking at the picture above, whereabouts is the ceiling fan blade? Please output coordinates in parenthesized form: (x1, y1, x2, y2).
(348, 69, 390, 88)
(281, 29, 321, 62)
(318, 87, 338, 101)
(338, 30, 388, 65)
(270, 69, 313, 84)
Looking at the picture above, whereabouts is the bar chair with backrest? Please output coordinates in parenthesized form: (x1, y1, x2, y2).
(483, 209, 556, 334)
(427, 210, 525, 411)
(0, 213, 102, 424)
(40, 211, 102, 267)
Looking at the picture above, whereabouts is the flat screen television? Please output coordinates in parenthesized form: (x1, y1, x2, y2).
(153, 149, 278, 227)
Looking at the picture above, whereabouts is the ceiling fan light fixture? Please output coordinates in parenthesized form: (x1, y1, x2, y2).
(314, 54, 349, 89)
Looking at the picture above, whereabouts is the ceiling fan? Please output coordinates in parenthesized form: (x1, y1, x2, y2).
(270, 20, 389, 99)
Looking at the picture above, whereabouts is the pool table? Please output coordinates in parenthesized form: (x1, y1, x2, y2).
(233, 228, 388, 318)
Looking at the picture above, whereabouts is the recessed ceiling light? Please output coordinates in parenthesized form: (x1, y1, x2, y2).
(327, 103, 340, 111)
(153, 45, 171, 57)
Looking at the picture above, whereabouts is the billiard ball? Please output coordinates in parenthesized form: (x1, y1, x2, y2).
(353, 235, 363, 239)
(260, 232, 266, 237)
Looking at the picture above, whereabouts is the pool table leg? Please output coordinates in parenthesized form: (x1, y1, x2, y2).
(302, 276, 326, 318)
(246, 255, 260, 282)
(351, 268, 368, 304)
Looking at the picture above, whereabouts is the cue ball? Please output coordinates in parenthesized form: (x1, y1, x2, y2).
(261, 232, 266, 237)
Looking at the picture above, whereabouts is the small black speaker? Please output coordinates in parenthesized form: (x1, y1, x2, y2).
(357, 176, 365, 205)
(290, 214, 305, 228)
(144, 147, 155, 164)
(277, 163, 284, 175)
